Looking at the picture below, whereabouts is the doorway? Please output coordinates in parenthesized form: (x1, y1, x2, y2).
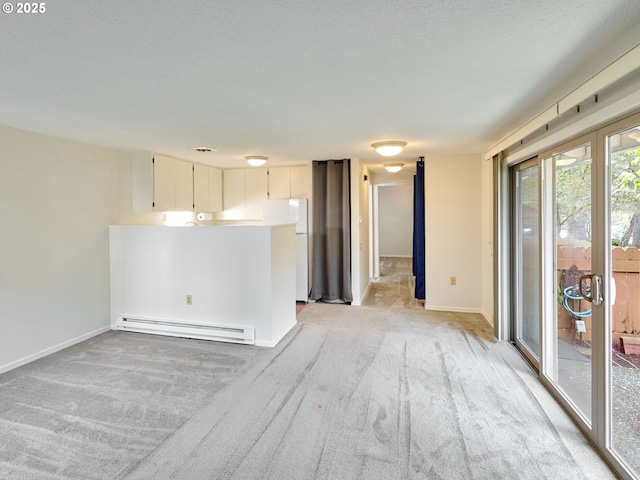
(371, 183, 413, 277)
(367, 182, 415, 306)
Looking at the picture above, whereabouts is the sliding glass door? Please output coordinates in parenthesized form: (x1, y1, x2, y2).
(513, 160, 541, 364)
(603, 114, 640, 478)
(510, 112, 640, 479)
(544, 138, 594, 424)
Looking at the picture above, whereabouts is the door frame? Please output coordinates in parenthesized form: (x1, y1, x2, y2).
(369, 182, 414, 279)
(595, 110, 640, 478)
(505, 110, 640, 480)
(510, 157, 542, 368)
(538, 132, 598, 435)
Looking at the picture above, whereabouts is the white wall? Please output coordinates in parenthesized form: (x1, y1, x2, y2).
(378, 184, 413, 257)
(425, 154, 483, 313)
(0, 124, 149, 373)
(350, 159, 371, 305)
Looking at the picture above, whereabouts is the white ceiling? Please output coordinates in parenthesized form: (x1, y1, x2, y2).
(2, 1, 640, 175)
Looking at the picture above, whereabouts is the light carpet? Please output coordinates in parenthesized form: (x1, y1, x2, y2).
(0, 302, 616, 479)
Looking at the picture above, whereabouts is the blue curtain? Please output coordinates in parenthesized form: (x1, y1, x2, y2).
(413, 158, 425, 299)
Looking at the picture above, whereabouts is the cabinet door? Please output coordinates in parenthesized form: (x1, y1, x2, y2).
(193, 163, 209, 212)
(245, 168, 268, 219)
(290, 165, 309, 198)
(268, 167, 291, 199)
(153, 155, 177, 211)
(153, 155, 194, 211)
(208, 167, 222, 212)
(174, 159, 194, 211)
(194, 165, 223, 212)
(222, 169, 246, 220)
(131, 152, 154, 212)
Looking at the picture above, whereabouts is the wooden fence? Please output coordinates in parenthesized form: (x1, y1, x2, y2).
(557, 246, 640, 343)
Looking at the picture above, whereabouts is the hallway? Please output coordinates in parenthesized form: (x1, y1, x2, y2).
(363, 256, 418, 309)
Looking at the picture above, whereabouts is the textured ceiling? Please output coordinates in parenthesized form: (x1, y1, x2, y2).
(1, 0, 640, 174)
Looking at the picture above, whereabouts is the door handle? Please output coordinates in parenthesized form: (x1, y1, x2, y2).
(579, 274, 603, 306)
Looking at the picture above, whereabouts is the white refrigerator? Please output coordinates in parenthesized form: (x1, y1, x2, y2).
(262, 199, 309, 302)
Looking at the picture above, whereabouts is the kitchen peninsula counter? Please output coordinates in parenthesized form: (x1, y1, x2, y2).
(109, 224, 296, 347)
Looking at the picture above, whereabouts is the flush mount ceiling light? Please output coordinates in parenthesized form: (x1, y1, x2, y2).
(371, 141, 407, 157)
(245, 155, 268, 167)
(384, 163, 404, 173)
(190, 146, 217, 152)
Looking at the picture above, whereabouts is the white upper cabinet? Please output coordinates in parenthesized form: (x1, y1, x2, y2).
(131, 155, 308, 216)
(290, 165, 309, 199)
(193, 163, 209, 212)
(152, 155, 176, 211)
(132, 152, 223, 213)
(194, 164, 222, 212)
(268, 165, 309, 199)
(245, 168, 268, 219)
(268, 167, 292, 199)
(208, 167, 223, 212)
(131, 152, 193, 212)
(222, 168, 268, 220)
(171, 157, 194, 211)
(222, 169, 247, 220)
(132, 152, 154, 212)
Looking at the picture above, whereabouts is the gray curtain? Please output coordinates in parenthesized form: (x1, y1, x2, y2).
(310, 159, 352, 303)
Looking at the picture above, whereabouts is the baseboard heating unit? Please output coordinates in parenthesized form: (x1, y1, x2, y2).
(115, 317, 255, 345)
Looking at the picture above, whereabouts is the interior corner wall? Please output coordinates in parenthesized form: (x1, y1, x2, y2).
(425, 153, 483, 313)
(359, 162, 371, 303)
(0, 125, 135, 373)
(350, 158, 371, 305)
(481, 157, 495, 325)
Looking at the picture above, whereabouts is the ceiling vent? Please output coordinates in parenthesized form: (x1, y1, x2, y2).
(190, 146, 216, 152)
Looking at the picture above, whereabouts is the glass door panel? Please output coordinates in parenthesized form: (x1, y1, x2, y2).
(608, 123, 640, 476)
(550, 142, 593, 422)
(513, 162, 540, 361)
(510, 112, 640, 480)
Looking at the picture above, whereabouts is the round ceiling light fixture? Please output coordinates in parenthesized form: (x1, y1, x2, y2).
(371, 141, 407, 157)
(245, 155, 268, 167)
(384, 163, 404, 173)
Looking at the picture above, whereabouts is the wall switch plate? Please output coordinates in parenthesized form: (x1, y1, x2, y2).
(186, 294, 192, 305)
(450, 277, 456, 286)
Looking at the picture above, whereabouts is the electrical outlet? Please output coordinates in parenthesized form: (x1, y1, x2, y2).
(450, 277, 456, 286)
(186, 294, 192, 305)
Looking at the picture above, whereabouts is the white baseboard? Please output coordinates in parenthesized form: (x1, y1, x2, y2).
(255, 319, 298, 348)
(353, 281, 372, 307)
(0, 325, 111, 375)
(424, 304, 484, 315)
(480, 309, 494, 328)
